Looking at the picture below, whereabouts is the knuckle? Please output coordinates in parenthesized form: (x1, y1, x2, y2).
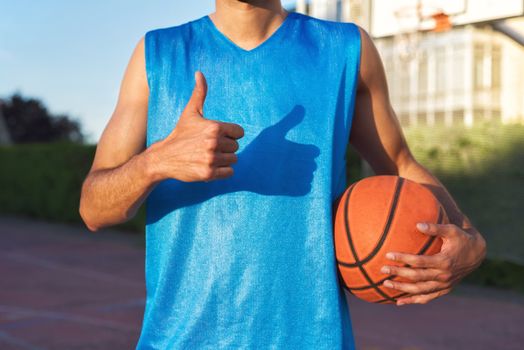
(423, 257, 436, 267)
(417, 298, 429, 305)
(437, 272, 452, 282)
(204, 137, 218, 151)
(200, 166, 214, 180)
(204, 151, 216, 165)
(232, 141, 240, 152)
(442, 282, 453, 290)
(218, 167, 233, 179)
(429, 284, 441, 293)
(428, 223, 438, 233)
(448, 224, 460, 235)
(410, 286, 422, 294)
(450, 225, 462, 236)
(388, 266, 399, 275)
(400, 268, 417, 279)
(411, 256, 423, 266)
(206, 122, 221, 136)
(441, 257, 452, 270)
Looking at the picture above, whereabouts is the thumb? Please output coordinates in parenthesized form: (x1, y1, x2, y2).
(417, 222, 457, 239)
(185, 71, 208, 116)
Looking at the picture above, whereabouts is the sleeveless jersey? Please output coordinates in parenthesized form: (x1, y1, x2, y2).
(137, 11, 361, 350)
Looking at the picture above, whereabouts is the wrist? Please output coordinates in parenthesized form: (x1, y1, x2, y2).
(141, 143, 166, 184)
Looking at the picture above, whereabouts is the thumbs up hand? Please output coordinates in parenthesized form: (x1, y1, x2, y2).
(147, 71, 244, 183)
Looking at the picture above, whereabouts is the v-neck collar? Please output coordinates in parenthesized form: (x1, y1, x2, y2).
(202, 12, 295, 54)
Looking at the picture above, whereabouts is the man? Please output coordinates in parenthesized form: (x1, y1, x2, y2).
(79, 0, 486, 348)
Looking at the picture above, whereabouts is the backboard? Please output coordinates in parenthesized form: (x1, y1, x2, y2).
(371, 0, 524, 38)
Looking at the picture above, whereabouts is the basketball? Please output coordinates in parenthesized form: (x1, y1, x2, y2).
(332, 175, 449, 304)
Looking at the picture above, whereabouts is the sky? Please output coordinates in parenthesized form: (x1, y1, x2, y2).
(0, 0, 297, 143)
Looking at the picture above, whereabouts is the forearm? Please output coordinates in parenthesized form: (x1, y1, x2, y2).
(398, 158, 486, 259)
(398, 159, 466, 227)
(79, 149, 158, 231)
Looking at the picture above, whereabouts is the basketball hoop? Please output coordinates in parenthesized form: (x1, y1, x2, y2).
(431, 11, 452, 32)
(393, 4, 423, 62)
(393, 3, 454, 62)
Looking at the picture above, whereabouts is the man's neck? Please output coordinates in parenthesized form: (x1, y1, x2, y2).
(210, 0, 287, 51)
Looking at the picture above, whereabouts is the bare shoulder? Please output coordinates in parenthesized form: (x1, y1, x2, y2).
(89, 36, 149, 173)
(354, 25, 388, 92)
(349, 25, 412, 174)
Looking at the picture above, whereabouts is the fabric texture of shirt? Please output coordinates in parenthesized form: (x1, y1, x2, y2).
(136, 11, 361, 350)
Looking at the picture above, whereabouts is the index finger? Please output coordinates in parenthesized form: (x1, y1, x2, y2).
(219, 122, 244, 139)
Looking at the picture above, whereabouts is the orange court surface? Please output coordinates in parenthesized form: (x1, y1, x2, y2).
(0, 215, 523, 350)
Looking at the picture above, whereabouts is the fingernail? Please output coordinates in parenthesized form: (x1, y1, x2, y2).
(417, 222, 428, 231)
(397, 301, 405, 306)
(381, 266, 390, 274)
(386, 252, 395, 260)
(383, 280, 394, 288)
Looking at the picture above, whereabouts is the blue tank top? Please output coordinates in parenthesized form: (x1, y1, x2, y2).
(137, 11, 361, 349)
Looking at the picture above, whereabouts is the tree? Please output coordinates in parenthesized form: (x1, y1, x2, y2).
(0, 93, 85, 144)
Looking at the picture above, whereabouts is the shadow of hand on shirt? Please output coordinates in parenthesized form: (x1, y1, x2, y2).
(147, 105, 321, 224)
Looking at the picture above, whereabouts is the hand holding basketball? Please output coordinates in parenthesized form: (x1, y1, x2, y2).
(147, 71, 245, 182)
(333, 175, 447, 304)
(382, 222, 486, 305)
(333, 175, 486, 306)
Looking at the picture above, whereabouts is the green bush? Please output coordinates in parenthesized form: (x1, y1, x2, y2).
(0, 142, 363, 234)
(0, 142, 145, 233)
(464, 259, 524, 294)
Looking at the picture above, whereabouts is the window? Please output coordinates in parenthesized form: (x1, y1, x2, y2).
(452, 46, 465, 92)
(418, 52, 428, 93)
(436, 50, 446, 94)
(473, 43, 487, 89)
(492, 46, 501, 89)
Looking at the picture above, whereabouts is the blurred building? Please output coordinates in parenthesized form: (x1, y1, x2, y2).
(294, 0, 524, 127)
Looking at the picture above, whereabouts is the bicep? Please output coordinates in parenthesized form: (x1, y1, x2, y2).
(89, 36, 149, 173)
(349, 26, 414, 175)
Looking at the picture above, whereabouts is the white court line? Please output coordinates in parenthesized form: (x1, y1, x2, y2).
(0, 331, 45, 350)
(3, 252, 143, 288)
(0, 305, 136, 332)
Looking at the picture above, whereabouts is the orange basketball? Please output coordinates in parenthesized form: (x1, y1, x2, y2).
(332, 175, 448, 304)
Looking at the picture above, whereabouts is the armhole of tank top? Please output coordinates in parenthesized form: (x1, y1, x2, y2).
(345, 22, 362, 139)
(334, 22, 362, 201)
(144, 30, 155, 93)
(352, 23, 362, 89)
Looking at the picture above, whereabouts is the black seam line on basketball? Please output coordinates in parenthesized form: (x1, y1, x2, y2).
(338, 179, 440, 268)
(375, 293, 409, 304)
(341, 180, 399, 303)
(338, 177, 405, 268)
(336, 264, 351, 291)
(415, 206, 444, 256)
(342, 178, 404, 303)
(343, 205, 445, 291)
